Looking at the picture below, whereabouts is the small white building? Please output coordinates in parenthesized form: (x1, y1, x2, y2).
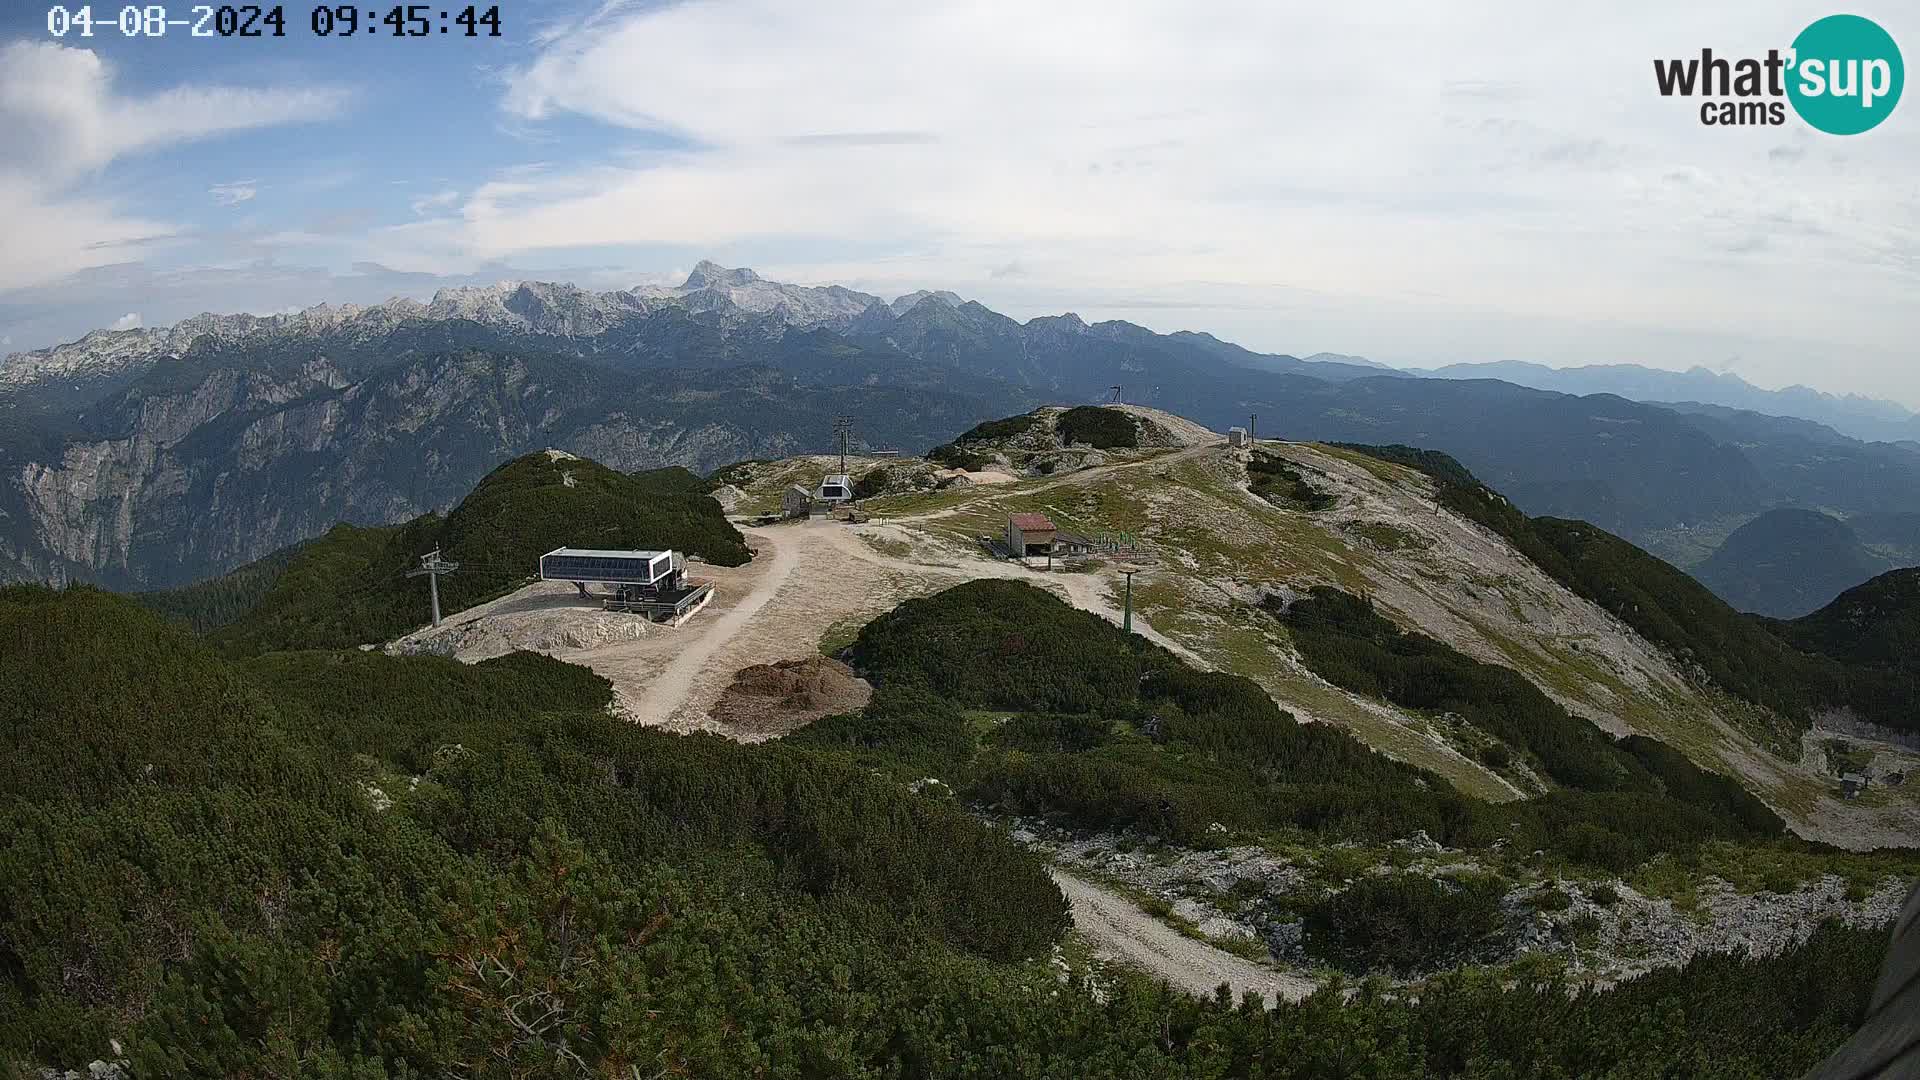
(817, 473, 853, 503)
(782, 485, 814, 518)
(1227, 427, 1250, 448)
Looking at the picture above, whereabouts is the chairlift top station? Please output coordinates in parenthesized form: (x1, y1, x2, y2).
(538, 547, 680, 586)
(537, 546, 712, 624)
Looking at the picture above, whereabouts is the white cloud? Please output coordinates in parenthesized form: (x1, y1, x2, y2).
(455, 0, 1920, 402)
(109, 312, 140, 330)
(209, 180, 259, 206)
(0, 175, 178, 291)
(409, 188, 460, 216)
(0, 43, 349, 182)
(0, 42, 348, 291)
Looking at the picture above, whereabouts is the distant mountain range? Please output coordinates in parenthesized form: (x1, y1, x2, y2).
(6, 261, 1920, 594)
(1413, 360, 1920, 445)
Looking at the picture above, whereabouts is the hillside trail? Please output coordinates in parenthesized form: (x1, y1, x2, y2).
(1051, 869, 1316, 1006)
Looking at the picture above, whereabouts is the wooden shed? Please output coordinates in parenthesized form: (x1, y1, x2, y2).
(782, 485, 813, 518)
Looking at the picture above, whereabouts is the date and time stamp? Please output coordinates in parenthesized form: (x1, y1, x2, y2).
(44, 3, 503, 39)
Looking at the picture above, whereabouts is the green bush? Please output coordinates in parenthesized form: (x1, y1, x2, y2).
(955, 413, 1040, 442)
(925, 442, 992, 471)
(1248, 453, 1336, 511)
(1304, 873, 1508, 974)
(1567, 912, 1604, 948)
(853, 466, 892, 500)
(1057, 406, 1138, 449)
(1532, 886, 1574, 912)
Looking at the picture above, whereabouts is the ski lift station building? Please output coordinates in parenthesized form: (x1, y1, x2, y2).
(538, 547, 712, 623)
(816, 473, 854, 504)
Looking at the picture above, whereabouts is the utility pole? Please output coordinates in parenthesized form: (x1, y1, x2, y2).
(1249, 412, 1257, 444)
(1120, 568, 1138, 634)
(832, 415, 854, 472)
(407, 548, 459, 628)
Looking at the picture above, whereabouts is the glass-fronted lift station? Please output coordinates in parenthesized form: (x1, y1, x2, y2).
(538, 547, 710, 622)
(538, 547, 679, 587)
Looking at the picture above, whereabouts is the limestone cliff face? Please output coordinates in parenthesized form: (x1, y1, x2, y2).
(0, 348, 992, 589)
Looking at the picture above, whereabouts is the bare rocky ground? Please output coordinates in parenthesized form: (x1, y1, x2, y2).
(1025, 824, 1915, 989)
(388, 584, 655, 660)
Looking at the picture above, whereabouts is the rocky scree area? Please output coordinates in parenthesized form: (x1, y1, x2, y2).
(1016, 823, 1913, 986)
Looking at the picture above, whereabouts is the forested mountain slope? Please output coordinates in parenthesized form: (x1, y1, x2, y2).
(5, 571, 1910, 1076)
(141, 450, 747, 654)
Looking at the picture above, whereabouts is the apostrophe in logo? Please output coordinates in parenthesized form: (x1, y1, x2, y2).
(1787, 14, 1903, 134)
(1652, 13, 1903, 134)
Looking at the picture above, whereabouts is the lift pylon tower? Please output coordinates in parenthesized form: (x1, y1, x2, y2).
(407, 548, 460, 627)
(832, 415, 855, 472)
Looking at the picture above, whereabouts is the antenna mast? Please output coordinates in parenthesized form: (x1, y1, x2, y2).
(407, 548, 459, 628)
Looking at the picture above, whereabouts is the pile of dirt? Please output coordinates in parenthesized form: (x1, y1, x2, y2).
(708, 655, 872, 740)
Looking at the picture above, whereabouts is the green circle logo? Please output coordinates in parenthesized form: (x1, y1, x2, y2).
(1788, 14, 1903, 134)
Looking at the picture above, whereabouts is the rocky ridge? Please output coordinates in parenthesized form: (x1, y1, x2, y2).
(0, 262, 897, 393)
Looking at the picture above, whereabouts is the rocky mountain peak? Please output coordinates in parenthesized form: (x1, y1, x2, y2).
(889, 289, 965, 316)
(683, 261, 762, 290)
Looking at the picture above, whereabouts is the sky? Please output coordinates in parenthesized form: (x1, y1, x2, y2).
(1, 1, 1916, 405)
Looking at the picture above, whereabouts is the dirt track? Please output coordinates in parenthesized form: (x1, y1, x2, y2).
(622, 527, 800, 728)
(1051, 870, 1316, 1006)
(600, 510, 1195, 733)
